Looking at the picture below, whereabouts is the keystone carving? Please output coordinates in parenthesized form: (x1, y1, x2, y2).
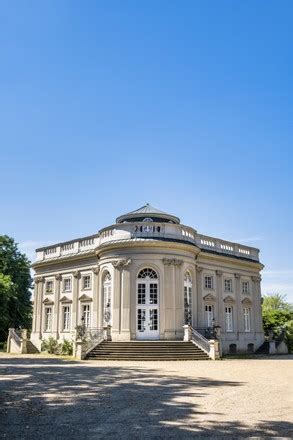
(34, 276, 44, 283)
(92, 266, 100, 275)
(251, 275, 261, 282)
(73, 271, 81, 279)
(234, 273, 241, 279)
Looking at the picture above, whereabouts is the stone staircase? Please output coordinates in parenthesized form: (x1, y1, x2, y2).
(26, 341, 39, 354)
(86, 341, 210, 361)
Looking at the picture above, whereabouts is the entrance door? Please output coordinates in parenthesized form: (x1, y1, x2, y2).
(136, 268, 159, 339)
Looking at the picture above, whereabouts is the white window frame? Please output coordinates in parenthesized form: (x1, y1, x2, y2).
(242, 281, 250, 294)
(82, 275, 91, 290)
(45, 280, 54, 293)
(44, 306, 52, 332)
(224, 278, 233, 292)
(82, 303, 91, 328)
(103, 273, 112, 325)
(225, 306, 233, 332)
(244, 307, 251, 332)
(63, 277, 72, 292)
(205, 304, 214, 327)
(62, 305, 71, 332)
(204, 275, 214, 290)
(184, 272, 192, 325)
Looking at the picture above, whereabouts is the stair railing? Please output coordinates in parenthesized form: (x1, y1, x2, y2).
(75, 326, 107, 359)
(7, 328, 28, 354)
(190, 327, 211, 355)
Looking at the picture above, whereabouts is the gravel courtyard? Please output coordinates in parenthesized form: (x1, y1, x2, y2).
(0, 354, 292, 439)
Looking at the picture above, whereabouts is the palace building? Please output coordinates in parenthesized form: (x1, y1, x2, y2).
(31, 204, 264, 355)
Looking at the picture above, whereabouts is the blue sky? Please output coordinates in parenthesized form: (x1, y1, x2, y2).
(0, 1, 292, 301)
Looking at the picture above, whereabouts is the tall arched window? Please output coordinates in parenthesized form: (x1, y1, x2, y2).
(103, 272, 112, 325)
(136, 268, 159, 339)
(184, 271, 192, 325)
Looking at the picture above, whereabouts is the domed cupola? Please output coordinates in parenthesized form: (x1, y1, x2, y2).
(116, 203, 180, 224)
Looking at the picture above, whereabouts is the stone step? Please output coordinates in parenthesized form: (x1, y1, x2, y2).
(26, 341, 39, 354)
(86, 341, 209, 361)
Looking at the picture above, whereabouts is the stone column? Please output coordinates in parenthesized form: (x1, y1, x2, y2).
(72, 271, 80, 328)
(32, 279, 39, 333)
(234, 273, 241, 333)
(163, 259, 182, 339)
(112, 259, 132, 340)
(92, 267, 100, 328)
(52, 274, 62, 338)
(175, 261, 183, 337)
(196, 266, 204, 328)
(216, 270, 223, 330)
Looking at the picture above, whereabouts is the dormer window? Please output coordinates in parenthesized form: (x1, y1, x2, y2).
(143, 218, 153, 222)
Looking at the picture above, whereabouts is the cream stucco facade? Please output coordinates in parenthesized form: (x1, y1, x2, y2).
(31, 204, 264, 355)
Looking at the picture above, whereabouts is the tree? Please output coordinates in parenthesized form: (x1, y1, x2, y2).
(0, 235, 32, 341)
(262, 294, 293, 352)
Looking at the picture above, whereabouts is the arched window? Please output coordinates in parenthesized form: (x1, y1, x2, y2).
(184, 271, 192, 325)
(136, 268, 159, 339)
(138, 268, 158, 279)
(143, 218, 153, 222)
(103, 272, 112, 325)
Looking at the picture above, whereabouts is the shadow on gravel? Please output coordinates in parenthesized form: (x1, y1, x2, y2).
(0, 357, 292, 439)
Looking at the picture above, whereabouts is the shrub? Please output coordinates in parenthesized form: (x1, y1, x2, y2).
(61, 339, 73, 356)
(41, 337, 58, 354)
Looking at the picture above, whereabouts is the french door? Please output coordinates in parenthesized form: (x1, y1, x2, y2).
(136, 277, 159, 339)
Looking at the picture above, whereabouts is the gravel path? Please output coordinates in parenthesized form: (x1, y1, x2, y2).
(0, 354, 292, 439)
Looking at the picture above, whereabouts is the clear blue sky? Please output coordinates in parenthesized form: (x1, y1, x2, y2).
(0, 1, 292, 301)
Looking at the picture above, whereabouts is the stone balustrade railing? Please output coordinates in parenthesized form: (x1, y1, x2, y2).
(36, 223, 259, 262)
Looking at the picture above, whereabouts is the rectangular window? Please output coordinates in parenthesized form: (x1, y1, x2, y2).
(82, 304, 91, 328)
(149, 283, 158, 304)
(204, 276, 213, 290)
(64, 278, 71, 292)
(205, 305, 214, 327)
(242, 281, 250, 294)
(224, 279, 232, 292)
(63, 306, 70, 331)
(225, 306, 233, 332)
(45, 307, 52, 331)
(244, 308, 251, 332)
(46, 280, 53, 293)
(137, 283, 146, 304)
(83, 275, 91, 290)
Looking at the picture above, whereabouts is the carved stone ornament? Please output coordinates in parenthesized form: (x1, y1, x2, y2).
(251, 275, 261, 282)
(92, 266, 100, 275)
(234, 273, 241, 279)
(216, 270, 223, 276)
(162, 258, 183, 267)
(55, 273, 62, 281)
(223, 295, 236, 303)
(196, 266, 203, 273)
(112, 259, 132, 269)
(73, 271, 81, 279)
(34, 276, 44, 283)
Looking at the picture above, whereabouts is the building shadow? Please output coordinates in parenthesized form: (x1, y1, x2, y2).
(0, 357, 292, 439)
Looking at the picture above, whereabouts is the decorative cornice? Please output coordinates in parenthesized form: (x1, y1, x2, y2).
(43, 298, 54, 305)
(242, 297, 253, 305)
(203, 293, 216, 303)
(59, 295, 72, 304)
(223, 295, 236, 303)
(216, 270, 223, 276)
(73, 271, 81, 279)
(79, 293, 93, 302)
(162, 258, 183, 267)
(55, 273, 62, 281)
(112, 258, 132, 269)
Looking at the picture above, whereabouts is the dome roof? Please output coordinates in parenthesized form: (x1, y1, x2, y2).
(116, 203, 180, 224)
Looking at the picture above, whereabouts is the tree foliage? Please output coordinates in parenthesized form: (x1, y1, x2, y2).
(262, 294, 293, 352)
(0, 235, 32, 341)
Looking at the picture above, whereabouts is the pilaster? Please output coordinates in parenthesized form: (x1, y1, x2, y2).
(111, 259, 132, 340)
(52, 274, 62, 338)
(72, 271, 80, 327)
(234, 273, 241, 333)
(35, 277, 44, 337)
(216, 270, 223, 330)
(196, 266, 204, 327)
(163, 258, 183, 339)
(92, 267, 100, 328)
